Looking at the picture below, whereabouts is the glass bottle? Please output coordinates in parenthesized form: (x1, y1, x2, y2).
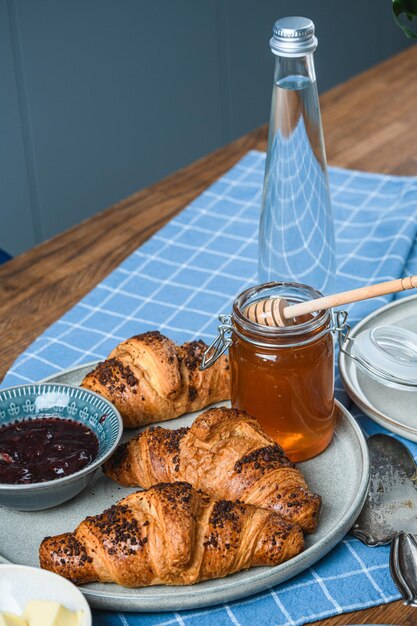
(259, 17, 335, 294)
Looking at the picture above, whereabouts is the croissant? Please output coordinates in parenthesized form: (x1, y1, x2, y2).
(81, 331, 229, 427)
(103, 407, 321, 533)
(39, 482, 304, 587)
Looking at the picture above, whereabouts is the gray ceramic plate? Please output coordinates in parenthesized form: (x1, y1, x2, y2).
(0, 363, 370, 612)
(339, 294, 417, 441)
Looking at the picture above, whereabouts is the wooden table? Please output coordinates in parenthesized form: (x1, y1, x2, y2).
(1, 46, 417, 625)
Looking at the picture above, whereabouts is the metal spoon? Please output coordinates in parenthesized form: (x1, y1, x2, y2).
(351, 434, 417, 606)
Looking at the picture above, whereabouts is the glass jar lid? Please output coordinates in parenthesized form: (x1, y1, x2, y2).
(351, 325, 417, 387)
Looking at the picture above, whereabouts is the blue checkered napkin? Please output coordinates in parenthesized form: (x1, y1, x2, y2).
(3, 151, 417, 626)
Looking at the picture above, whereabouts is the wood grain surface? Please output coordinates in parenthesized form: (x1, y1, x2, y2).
(1, 46, 417, 624)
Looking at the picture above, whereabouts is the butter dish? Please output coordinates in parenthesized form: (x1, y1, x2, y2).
(0, 565, 91, 626)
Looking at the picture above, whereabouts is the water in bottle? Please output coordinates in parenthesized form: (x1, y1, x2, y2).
(259, 17, 335, 294)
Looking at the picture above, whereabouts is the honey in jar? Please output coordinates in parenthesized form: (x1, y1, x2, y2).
(228, 282, 335, 462)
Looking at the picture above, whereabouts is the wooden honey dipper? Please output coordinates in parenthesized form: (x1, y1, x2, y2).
(245, 276, 417, 327)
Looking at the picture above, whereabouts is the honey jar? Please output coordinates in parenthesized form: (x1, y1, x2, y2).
(202, 282, 340, 462)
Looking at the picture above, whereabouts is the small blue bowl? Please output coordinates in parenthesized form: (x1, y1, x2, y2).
(0, 383, 123, 511)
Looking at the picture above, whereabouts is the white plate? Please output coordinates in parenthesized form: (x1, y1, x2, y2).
(0, 563, 92, 625)
(339, 294, 417, 441)
(0, 363, 370, 612)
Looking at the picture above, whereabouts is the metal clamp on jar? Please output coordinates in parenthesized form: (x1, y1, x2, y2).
(201, 282, 349, 463)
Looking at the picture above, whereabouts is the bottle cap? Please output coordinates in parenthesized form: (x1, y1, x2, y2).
(270, 16, 318, 57)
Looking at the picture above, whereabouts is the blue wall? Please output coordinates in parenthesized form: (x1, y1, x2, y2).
(1, 0, 413, 256)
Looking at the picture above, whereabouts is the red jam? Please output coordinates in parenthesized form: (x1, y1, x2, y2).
(0, 416, 99, 484)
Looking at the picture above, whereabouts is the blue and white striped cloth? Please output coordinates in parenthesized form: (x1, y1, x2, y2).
(3, 150, 417, 626)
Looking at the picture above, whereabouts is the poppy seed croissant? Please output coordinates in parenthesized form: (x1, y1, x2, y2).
(39, 482, 304, 587)
(81, 331, 230, 427)
(103, 407, 322, 533)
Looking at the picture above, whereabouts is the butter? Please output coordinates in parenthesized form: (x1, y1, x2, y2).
(23, 601, 82, 626)
(0, 601, 82, 626)
(0, 613, 27, 626)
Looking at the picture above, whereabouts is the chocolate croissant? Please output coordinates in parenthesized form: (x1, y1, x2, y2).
(39, 482, 304, 587)
(103, 407, 321, 533)
(81, 331, 229, 427)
